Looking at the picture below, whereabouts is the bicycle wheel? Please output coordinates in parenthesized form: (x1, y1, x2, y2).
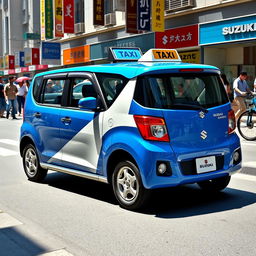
(237, 110, 256, 141)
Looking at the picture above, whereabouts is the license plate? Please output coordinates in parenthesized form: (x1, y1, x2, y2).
(196, 156, 216, 174)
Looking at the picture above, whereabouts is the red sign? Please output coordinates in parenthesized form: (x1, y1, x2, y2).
(9, 55, 15, 69)
(32, 48, 40, 65)
(8, 69, 16, 74)
(155, 24, 199, 49)
(63, 0, 74, 33)
(21, 67, 29, 72)
(36, 64, 48, 70)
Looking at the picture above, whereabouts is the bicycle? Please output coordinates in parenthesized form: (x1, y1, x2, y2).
(237, 93, 256, 141)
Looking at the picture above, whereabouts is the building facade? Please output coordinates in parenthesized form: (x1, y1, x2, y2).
(0, 0, 255, 85)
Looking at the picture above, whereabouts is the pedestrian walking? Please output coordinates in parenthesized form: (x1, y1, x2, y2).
(233, 71, 253, 119)
(16, 80, 28, 116)
(0, 77, 6, 118)
(4, 76, 18, 120)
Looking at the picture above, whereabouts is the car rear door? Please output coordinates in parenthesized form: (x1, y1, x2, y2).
(56, 72, 107, 173)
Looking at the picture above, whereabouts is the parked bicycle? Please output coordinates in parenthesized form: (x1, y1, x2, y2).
(237, 93, 256, 141)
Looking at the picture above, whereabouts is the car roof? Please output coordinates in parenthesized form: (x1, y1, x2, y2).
(35, 62, 219, 80)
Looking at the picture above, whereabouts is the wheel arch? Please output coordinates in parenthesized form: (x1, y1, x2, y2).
(20, 136, 35, 157)
(106, 149, 137, 184)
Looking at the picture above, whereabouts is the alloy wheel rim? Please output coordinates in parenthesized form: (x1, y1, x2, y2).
(116, 166, 138, 202)
(24, 148, 38, 177)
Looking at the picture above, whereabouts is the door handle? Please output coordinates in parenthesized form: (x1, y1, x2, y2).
(61, 117, 72, 123)
(33, 112, 41, 118)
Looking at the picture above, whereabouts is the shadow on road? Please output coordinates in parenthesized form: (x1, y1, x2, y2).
(44, 172, 256, 218)
(0, 226, 47, 256)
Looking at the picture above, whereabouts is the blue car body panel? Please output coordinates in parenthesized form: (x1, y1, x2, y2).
(21, 51, 241, 190)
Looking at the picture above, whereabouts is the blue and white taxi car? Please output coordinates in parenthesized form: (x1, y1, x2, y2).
(20, 48, 241, 210)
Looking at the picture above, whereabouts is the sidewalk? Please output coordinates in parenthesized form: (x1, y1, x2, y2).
(0, 209, 73, 256)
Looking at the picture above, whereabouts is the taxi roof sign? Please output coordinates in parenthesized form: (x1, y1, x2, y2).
(108, 47, 143, 62)
(139, 49, 181, 62)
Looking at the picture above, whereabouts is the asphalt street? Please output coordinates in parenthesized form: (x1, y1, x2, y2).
(0, 118, 255, 256)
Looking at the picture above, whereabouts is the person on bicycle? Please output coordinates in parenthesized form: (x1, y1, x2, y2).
(233, 71, 253, 119)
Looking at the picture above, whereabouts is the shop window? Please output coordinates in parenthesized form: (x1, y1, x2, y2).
(75, 0, 84, 23)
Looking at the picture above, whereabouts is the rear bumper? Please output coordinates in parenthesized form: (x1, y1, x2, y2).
(138, 134, 241, 189)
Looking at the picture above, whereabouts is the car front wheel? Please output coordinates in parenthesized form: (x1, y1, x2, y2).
(22, 144, 48, 182)
(112, 160, 151, 210)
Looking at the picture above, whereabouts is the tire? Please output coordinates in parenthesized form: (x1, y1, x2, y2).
(112, 160, 151, 210)
(22, 144, 48, 182)
(197, 175, 231, 192)
(237, 110, 256, 141)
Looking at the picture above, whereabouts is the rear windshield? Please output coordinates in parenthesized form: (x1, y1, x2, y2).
(134, 73, 229, 109)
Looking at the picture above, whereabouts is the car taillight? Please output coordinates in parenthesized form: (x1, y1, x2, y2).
(228, 110, 236, 134)
(134, 115, 170, 142)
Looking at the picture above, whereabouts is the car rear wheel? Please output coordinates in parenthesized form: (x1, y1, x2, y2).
(112, 160, 151, 210)
(197, 175, 231, 192)
(22, 144, 47, 182)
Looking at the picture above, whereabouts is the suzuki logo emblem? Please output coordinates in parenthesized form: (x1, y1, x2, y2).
(199, 111, 205, 119)
(201, 130, 207, 140)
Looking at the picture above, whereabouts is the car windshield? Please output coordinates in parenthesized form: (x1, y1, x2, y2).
(134, 73, 229, 109)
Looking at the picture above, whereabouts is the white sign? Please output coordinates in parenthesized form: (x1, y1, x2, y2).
(222, 23, 256, 35)
(196, 156, 216, 174)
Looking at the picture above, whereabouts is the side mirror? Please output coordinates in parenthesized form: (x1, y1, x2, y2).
(78, 97, 97, 110)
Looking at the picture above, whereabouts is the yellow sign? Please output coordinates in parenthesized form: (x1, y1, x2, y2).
(179, 51, 200, 64)
(40, 0, 45, 40)
(152, 0, 164, 32)
(152, 49, 180, 60)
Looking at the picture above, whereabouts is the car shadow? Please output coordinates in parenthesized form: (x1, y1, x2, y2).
(44, 172, 256, 218)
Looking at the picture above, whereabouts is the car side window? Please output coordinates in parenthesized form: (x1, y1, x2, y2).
(70, 78, 96, 108)
(42, 79, 65, 105)
(96, 73, 128, 107)
(32, 76, 43, 103)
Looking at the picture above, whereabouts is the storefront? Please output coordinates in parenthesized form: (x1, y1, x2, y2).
(200, 14, 256, 87)
(90, 33, 154, 63)
(155, 24, 200, 64)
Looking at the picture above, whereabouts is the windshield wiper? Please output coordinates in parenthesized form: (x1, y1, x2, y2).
(171, 103, 209, 113)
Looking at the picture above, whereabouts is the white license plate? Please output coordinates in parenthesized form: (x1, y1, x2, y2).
(196, 156, 216, 174)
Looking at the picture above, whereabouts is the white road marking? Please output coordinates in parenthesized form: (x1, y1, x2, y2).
(39, 249, 74, 256)
(233, 173, 256, 182)
(0, 212, 23, 228)
(242, 161, 256, 168)
(0, 139, 19, 146)
(0, 147, 18, 156)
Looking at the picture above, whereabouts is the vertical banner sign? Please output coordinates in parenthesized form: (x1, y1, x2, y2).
(126, 0, 139, 34)
(54, 0, 64, 37)
(93, 0, 104, 26)
(40, 0, 46, 40)
(137, 0, 151, 31)
(32, 48, 40, 65)
(45, 0, 53, 39)
(0, 57, 3, 69)
(63, 0, 75, 33)
(20, 52, 25, 67)
(9, 56, 15, 69)
(152, 0, 164, 32)
(14, 52, 20, 68)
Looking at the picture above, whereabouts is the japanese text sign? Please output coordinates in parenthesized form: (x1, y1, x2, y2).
(152, 0, 164, 32)
(137, 0, 151, 31)
(63, 0, 74, 33)
(155, 24, 199, 48)
(93, 0, 104, 26)
(55, 0, 64, 37)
